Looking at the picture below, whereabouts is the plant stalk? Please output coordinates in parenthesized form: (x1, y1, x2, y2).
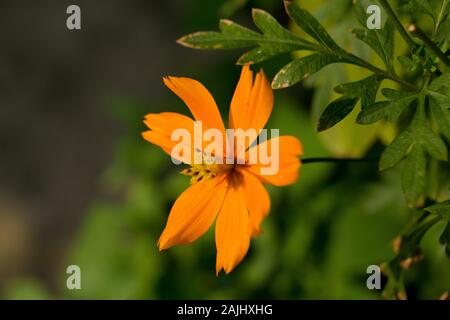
(302, 157, 377, 164)
(408, 24, 450, 66)
(379, 0, 416, 48)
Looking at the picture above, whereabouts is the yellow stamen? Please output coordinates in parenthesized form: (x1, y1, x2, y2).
(181, 153, 231, 184)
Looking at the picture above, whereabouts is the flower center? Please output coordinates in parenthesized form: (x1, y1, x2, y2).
(181, 153, 232, 184)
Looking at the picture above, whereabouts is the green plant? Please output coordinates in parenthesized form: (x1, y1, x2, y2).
(176, 0, 450, 299)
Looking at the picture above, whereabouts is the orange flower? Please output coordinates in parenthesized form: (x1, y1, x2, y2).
(142, 65, 303, 274)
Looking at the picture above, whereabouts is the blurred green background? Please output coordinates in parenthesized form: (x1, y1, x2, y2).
(0, 0, 448, 299)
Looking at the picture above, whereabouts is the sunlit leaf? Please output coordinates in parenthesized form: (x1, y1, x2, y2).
(272, 54, 342, 89)
(353, 0, 394, 69)
(178, 9, 315, 61)
(284, 1, 343, 52)
(178, 20, 261, 49)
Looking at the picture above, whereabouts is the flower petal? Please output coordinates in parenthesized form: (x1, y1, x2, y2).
(215, 182, 251, 275)
(229, 66, 273, 132)
(239, 169, 271, 236)
(142, 112, 196, 163)
(163, 76, 225, 133)
(158, 176, 228, 250)
(244, 135, 303, 186)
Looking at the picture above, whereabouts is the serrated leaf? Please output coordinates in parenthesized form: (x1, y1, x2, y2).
(402, 0, 436, 21)
(238, 46, 287, 64)
(425, 200, 450, 221)
(381, 88, 415, 100)
(334, 75, 382, 109)
(429, 72, 450, 97)
(252, 8, 292, 39)
(178, 20, 262, 49)
(352, 23, 394, 67)
(237, 8, 315, 64)
(429, 95, 450, 140)
(317, 97, 359, 131)
(353, 0, 394, 68)
(357, 95, 417, 124)
(419, 126, 448, 161)
(284, 1, 342, 52)
(402, 145, 426, 207)
(178, 10, 316, 62)
(354, 0, 381, 26)
(379, 130, 413, 170)
(272, 54, 341, 89)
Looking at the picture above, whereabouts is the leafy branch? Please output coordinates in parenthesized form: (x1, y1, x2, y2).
(178, 2, 416, 91)
(178, 0, 449, 209)
(177, 0, 450, 299)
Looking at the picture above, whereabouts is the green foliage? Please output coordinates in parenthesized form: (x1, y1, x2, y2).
(353, 0, 395, 70)
(402, 0, 436, 22)
(356, 93, 416, 124)
(272, 53, 343, 89)
(426, 200, 450, 221)
(178, 0, 450, 208)
(175, 0, 450, 299)
(317, 97, 359, 131)
(334, 75, 383, 109)
(4, 0, 447, 301)
(381, 213, 442, 299)
(284, 2, 342, 52)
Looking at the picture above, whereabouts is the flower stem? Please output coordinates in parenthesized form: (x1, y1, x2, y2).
(379, 0, 416, 48)
(345, 53, 418, 91)
(408, 24, 450, 66)
(302, 157, 377, 164)
(435, 0, 449, 36)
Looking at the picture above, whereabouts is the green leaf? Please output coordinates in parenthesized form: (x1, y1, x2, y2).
(379, 130, 413, 170)
(428, 73, 450, 142)
(317, 97, 359, 132)
(402, 146, 426, 207)
(238, 46, 287, 64)
(352, 22, 394, 67)
(402, 0, 436, 21)
(381, 88, 414, 100)
(178, 9, 316, 63)
(252, 8, 292, 39)
(356, 95, 417, 124)
(429, 95, 450, 140)
(429, 71, 450, 97)
(284, 1, 342, 52)
(419, 126, 448, 161)
(397, 55, 417, 71)
(425, 200, 450, 221)
(177, 20, 262, 49)
(353, 0, 394, 68)
(237, 8, 314, 64)
(272, 54, 341, 89)
(435, 0, 450, 41)
(334, 75, 383, 109)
